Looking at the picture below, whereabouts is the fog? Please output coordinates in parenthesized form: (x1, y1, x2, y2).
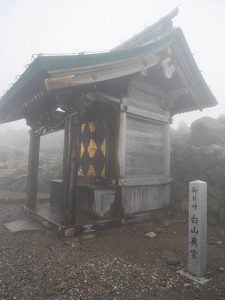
(0, 0, 224, 130)
(1, 3, 225, 295)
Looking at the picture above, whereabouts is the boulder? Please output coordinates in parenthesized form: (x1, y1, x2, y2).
(166, 253, 181, 265)
(190, 117, 225, 146)
(171, 129, 225, 219)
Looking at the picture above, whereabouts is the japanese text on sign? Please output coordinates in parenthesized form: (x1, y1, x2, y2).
(190, 187, 199, 259)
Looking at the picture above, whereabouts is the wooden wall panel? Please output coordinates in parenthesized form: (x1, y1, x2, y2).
(125, 116, 164, 177)
(127, 82, 165, 114)
(122, 79, 171, 213)
(122, 184, 170, 214)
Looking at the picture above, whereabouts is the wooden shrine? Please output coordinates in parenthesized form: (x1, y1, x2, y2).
(0, 9, 217, 234)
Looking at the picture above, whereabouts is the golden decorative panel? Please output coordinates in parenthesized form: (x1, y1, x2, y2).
(80, 120, 107, 177)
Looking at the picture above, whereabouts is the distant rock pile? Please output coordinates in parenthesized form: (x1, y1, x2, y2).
(171, 116, 225, 223)
(0, 145, 28, 192)
(190, 116, 225, 146)
(0, 148, 63, 194)
(171, 143, 225, 214)
(0, 129, 63, 195)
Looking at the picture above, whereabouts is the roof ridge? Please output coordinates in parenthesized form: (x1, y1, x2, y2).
(113, 7, 179, 51)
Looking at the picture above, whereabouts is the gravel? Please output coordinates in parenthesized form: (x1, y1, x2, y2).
(0, 203, 225, 299)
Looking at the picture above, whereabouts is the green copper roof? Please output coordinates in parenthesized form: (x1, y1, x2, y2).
(0, 11, 217, 123)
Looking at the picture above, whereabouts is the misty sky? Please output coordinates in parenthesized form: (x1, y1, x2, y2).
(0, 0, 224, 129)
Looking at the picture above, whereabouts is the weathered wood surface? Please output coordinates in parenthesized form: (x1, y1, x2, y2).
(61, 117, 79, 225)
(163, 123, 170, 178)
(125, 116, 164, 177)
(129, 79, 167, 102)
(45, 53, 160, 91)
(122, 80, 171, 213)
(122, 184, 170, 214)
(127, 105, 169, 123)
(26, 130, 40, 208)
(119, 175, 169, 186)
(116, 98, 127, 179)
(127, 85, 164, 114)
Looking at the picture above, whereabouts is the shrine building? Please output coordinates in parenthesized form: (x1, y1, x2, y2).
(0, 9, 217, 234)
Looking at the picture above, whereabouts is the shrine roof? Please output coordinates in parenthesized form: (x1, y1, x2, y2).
(0, 8, 217, 123)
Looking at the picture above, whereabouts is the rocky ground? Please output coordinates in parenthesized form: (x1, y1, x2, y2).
(0, 151, 62, 195)
(0, 202, 225, 300)
(169, 115, 225, 225)
(171, 142, 225, 219)
(0, 129, 63, 195)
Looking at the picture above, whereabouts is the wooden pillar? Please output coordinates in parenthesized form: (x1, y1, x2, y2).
(162, 121, 170, 207)
(163, 122, 170, 179)
(117, 98, 127, 182)
(115, 99, 127, 218)
(61, 117, 79, 225)
(26, 129, 40, 209)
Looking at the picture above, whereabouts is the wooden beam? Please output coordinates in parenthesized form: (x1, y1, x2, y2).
(34, 125, 65, 137)
(163, 123, 170, 178)
(116, 98, 127, 180)
(118, 175, 169, 186)
(86, 91, 121, 104)
(163, 123, 170, 206)
(114, 99, 127, 218)
(45, 53, 160, 91)
(26, 129, 40, 209)
(167, 87, 188, 101)
(61, 117, 79, 225)
(130, 80, 167, 100)
(127, 105, 169, 123)
(170, 45, 202, 111)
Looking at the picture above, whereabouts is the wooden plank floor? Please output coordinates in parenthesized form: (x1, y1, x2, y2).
(35, 203, 61, 225)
